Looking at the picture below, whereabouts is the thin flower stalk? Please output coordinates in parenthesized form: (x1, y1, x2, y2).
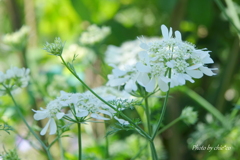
(4, 86, 53, 160)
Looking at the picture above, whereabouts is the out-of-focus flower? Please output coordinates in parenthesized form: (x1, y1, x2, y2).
(43, 37, 65, 56)
(107, 25, 216, 93)
(79, 24, 111, 45)
(2, 26, 29, 50)
(0, 67, 30, 96)
(16, 136, 31, 152)
(89, 86, 132, 101)
(181, 107, 198, 125)
(63, 43, 96, 65)
(105, 37, 160, 70)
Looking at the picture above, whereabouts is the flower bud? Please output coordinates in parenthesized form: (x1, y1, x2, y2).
(43, 37, 65, 56)
(181, 106, 198, 125)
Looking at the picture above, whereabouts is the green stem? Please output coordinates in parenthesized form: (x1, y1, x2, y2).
(77, 123, 82, 160)
(152, 89, 170, 140)
(59, 56, 151, 141)
(157, 117, 182, 135)
(144, 91, 151, 134)
(58, 131, 65, 160)
(149, 141, 158, 160)
(105, 123, 109, 158)
(143, 91, 156, 160)
(6, 88, 53, 160)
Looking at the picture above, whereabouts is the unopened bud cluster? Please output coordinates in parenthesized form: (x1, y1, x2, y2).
(43, 37, 65, 56)
(181, 107, 198, 125)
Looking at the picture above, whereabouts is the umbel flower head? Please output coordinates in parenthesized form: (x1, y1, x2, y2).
(43, 37, 65, 56)
(0, 67, 30, 96)
(104, 37, 161, 70)
(2, 25, 29, 50)
(33, 90, 129, 135)
(107, 25, 216, 92)
(79, 24, 111, 45)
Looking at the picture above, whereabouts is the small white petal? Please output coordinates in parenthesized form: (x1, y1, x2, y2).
(91, 113, 109, 120)
(98, 110, 113, 118)
(33, 111, 48, 120)
(140, 42, 149, 50)
(186, 70, 203, 79)
(161, 25, 169, 39)
(107, 77, 128, 86)
(76, 110, 89, 117)
(49, 118, 57, 135)
(114, 116, 129, 125)
(187, 64, 202, 70)
(136, 62, 151, 72)
(202, 56, 214, 64)
(112, 68, 127, 77)
(175, 30, 182, 41)
(59, 101, 68, 107)
(170, 76, 179, 88)
(138, 51, 149, 60)
(169, 27, 172, 38)
(125, 80, 137, 92)
(158, 78, 169, 92)
(56, 112, 65, 119)
(40, 119, 51, 135)
(145, 78, 156, 92)
(166, 61, 174, 68)
(182, 74, 195, 83)
(137, 73, 150, 86)
(161, 76, 171, 83)
(177, 75, 185, 85)
(200, 67, 215, 76)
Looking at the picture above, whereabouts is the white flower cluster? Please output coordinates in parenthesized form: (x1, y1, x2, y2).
(2, 26, 29, 48)
(105, 37, 160, 70)
(0, 67, 30, 96)
(79, 24, 111, 45)
(33, 90, 129, 135)
(107, 25, 216, 92)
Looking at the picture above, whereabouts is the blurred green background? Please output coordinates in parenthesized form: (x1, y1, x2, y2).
(0, 0, 240, 160)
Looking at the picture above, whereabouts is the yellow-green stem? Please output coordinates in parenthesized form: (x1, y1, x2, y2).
(5, 87, 53, 160)
(78, 123, 82, 160)
(152, 89, 170, 140)
(157, 117, 183, 135)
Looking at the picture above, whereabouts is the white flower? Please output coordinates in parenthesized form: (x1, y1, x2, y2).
(106, 64, 139, 92)
(88, 86, 133, 101)
(79, 24, 111, 45)
(33, 100, 64, 135)
(135, 24, 216, 92)
(105, 37, 160, 70)
(63, 44, 96, 64)
(0, 67, 30, 96)
(3, 26, 29, 49)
